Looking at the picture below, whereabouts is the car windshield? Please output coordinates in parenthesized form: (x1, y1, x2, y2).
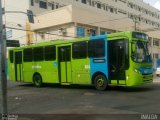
(131, 40, 151, 63)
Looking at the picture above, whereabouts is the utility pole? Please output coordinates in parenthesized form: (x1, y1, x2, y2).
(134, 20, 137, 31)
(0, 0, 8, 120)
(134, 17, 139, 31)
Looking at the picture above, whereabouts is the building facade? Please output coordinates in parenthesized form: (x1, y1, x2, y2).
(4, 0, 160, 66)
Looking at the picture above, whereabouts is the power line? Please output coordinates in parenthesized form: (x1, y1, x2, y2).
(6, 26, 77, 38)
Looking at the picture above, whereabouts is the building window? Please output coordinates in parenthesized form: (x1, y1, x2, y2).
(31, 0, 34, 6)
(153, 53, 159, 59)
(92, 1, 95, 6)
(110, 7, 114, 13)
(77, 26, 85, 37)
(153, 39, 160, 46)
(88, 0, 91, 5)
(101, 4, 106, 10)
(56, 4, 59, 9)
(106, 5, 108, 11)
(52, 3, 54, 10)
(148, 37, 152, 46)
(118, 9, 127, 15)
(97, 2, 101, 9)
(81, 0, 87, 4)
(39, 1, 47, 9)
(119, 0, 126, 3)
(88, 29, 96, 36)
(39, 33, 45, 39)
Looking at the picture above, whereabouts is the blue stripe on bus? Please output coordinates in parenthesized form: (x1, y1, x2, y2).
(89, 35, 109, 81)
(139, 67, 153, 74)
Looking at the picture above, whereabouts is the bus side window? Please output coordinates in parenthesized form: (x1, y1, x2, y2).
(72, 41, 87, 59)
(88, 39, 105, 58)
(44, 45, 56, 61)
(33, 47, 44, 61)
(23, 48, 33, 62)
(9, 50, 14, 63)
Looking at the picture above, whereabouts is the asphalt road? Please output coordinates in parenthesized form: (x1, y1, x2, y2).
(2, 78, 160, 119)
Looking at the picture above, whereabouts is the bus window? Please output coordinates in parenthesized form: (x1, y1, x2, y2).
(44, 45, 56, 61)
(33, 47, 44, 61)
(9, 50, 14, 63)
(23, 48, 33, 62)
(72, 41, 87, 59)
(15, 52, 22, 64)
(88, 39, 105, 58)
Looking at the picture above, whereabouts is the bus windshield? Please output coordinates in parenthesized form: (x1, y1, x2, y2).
(131, 40, 151, 63)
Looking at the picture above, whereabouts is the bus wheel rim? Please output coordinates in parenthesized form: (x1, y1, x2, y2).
(97, 78, 104, 87)
(35, 76, 41, 86)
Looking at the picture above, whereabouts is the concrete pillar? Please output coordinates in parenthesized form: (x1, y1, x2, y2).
(74, 22, 77, 37)
(97, 27, 100, 35)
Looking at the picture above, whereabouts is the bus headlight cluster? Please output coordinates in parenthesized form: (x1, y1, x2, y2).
(126, 76, 129, 80)
(134, 68, 141, 74)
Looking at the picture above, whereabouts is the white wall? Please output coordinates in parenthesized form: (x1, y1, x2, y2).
(4, 0, 30, 45)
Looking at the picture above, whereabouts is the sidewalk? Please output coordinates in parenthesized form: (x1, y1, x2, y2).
(153, 76, 160, 83)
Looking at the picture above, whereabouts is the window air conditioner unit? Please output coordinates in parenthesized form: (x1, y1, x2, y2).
(57, 28, 67, 35)
(59, 28, 67, 33)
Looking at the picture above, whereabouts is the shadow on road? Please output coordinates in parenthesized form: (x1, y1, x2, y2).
(15, 82, 157, 93)
(107, 85, 155, 92)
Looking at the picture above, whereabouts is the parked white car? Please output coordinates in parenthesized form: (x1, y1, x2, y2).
(156, 67, 160, 76)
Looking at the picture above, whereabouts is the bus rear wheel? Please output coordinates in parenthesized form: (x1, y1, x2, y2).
(33, 74, 42, 87)
(94, 74, 108, 91)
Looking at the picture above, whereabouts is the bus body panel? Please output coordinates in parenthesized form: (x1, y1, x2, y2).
(23, 62, 34, 83)
(71, 58, 91, 84)
(89, 35, 108, 82)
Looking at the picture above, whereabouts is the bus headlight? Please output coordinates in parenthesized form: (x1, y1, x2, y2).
(126, 76, 129, 80)
(134, 68, 141, 74)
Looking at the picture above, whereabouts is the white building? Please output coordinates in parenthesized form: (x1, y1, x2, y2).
(4, 0, 62, 45)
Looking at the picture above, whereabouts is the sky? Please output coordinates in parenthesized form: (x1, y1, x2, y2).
(143, 0, 160, 10)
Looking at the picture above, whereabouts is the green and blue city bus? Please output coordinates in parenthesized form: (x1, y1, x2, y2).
(8, 31, 153, 90)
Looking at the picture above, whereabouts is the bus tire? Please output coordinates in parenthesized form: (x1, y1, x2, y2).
(33, 74, 43, 87)
(94, 74, 108, 91)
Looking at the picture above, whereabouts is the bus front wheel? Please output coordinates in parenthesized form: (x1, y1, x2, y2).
(94, 74, 108, 91)
(33, 74, 43, 87)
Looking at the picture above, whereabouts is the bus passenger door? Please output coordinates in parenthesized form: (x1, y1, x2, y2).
(58, 46, 72, 83)
(109, 39, 128, 85)
(14, 51, 23, 81)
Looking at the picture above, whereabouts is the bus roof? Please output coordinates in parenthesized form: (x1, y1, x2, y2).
(108, 31, 133, 38)
(108, 31, 146, 40)
(9, 36, 90, 50)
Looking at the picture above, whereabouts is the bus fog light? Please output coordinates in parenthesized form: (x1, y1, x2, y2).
(126, 76, 129, 80)
(134, 68, 141, 74)
(134, 69, 138, 73)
